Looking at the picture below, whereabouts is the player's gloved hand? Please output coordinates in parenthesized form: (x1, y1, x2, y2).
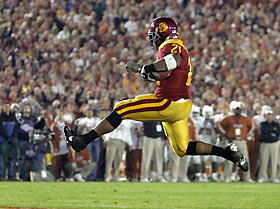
(125, 61, 142, 73)
(140, 66, 156, 82)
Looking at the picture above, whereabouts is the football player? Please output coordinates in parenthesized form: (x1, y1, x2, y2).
(217, 101, 254, 182)
(64, 17, 249, 173)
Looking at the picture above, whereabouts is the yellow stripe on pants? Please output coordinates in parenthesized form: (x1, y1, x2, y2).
(114, 94, 193, 156)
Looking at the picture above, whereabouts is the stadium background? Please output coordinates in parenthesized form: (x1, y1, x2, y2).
(1, 0, 279, 116)
(1, 0, 280, 208)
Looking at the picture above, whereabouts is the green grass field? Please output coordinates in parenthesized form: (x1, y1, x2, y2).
(0, 182, 279, 209)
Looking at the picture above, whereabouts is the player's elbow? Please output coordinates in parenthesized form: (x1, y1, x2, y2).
(163, 53, 181, 71)
(173, 53, 182, 66)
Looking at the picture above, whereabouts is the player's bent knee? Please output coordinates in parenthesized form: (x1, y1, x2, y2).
(173, 148, 186, 157)
(177, 143, 188, 156)
(171, 142, 188, 157)
(178, 145, 187, 154)
(185, 141, 198, 155)
(176, 151, 186, 158)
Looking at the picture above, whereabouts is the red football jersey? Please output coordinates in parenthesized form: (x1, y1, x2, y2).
(154, 38, 192, 101)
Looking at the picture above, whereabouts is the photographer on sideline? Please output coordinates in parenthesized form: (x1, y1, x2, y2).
(28, 122, 53, 173)
(16, 104, 45, 181)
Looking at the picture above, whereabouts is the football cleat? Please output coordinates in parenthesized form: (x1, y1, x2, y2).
(64, 126, 87, 152)
(225, 143, 249, 172)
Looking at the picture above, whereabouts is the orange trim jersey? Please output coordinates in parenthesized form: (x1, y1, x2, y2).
(155, 39, 192, 101)
(218, 115, 254, 140)
(188, 118, 196, 141)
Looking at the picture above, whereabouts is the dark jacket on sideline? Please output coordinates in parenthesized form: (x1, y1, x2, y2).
(143, 122, 166, 139)
(259, 120, 280, 143)
(0, 112, 19, 143)
(17, 114, 45, 141)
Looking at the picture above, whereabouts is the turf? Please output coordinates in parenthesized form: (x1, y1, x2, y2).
(0, 182, 279, 209)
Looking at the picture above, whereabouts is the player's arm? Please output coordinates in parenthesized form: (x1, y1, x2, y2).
(143, 53, 182, 73)
(217, 118, 227, 136)
(141, 54, 181, 81)
(125, 53, 181, 73)
(247, 118, 255, 136)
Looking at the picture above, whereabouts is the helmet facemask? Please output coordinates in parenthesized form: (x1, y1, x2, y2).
(148, 28, 161, 50)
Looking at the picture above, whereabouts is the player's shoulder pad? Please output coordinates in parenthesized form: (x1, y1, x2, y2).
(158, 38, 187, 51)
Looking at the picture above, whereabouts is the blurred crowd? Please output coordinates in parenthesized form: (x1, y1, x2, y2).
(1, 99, 280, 183)
(0, 0, 280, 182)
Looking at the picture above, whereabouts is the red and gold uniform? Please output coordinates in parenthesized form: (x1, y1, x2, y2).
(155, 39, 192, 101)
(115, 38, 193, 157)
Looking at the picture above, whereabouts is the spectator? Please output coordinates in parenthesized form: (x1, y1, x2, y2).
(125, 120, 143, 182)
(253, 105, 273, 128)
(103, 120, 132, 182)
(257, 110, 280, 183)
(140, 122, 166, 183)
(76, 106, 101, 181)
(0, 0, 279, 120)
(52, 109, 72, 181)
(63, 103, 76, 125)
(11, 103, 20, 114)
(0, 102, 18, 181)
(67, 147, 96, 182)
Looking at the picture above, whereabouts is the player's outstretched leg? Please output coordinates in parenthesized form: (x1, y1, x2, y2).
(223, 143, 249, 172)
(64, 110, 122, 152)
(64, 126, 87, 152)
(186, 141, 249, 172)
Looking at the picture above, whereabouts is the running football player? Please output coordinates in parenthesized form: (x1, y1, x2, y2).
(64, 17, 249, 172)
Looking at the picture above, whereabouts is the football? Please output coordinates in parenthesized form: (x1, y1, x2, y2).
(150, 71, 171, 81)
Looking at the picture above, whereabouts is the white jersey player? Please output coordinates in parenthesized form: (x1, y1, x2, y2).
(189, 105, 205, 181)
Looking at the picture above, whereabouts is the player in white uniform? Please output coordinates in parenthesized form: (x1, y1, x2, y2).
(189, 105, 204, 181)
(199, 105, 216, 182)
(252, 105, 272, 128)
(212, 103, 230, 181)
